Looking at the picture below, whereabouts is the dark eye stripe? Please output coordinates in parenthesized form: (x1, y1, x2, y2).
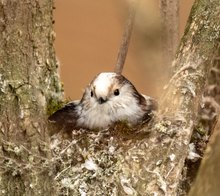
(91, 91, 93, 97)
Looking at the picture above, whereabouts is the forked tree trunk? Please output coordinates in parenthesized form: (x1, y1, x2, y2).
(0, 0, 63, 195)
(0, 0, 220, 195)
(51, 0, 220, 195)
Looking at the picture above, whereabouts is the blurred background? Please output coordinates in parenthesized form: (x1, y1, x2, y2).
(54, 0, 194, 100)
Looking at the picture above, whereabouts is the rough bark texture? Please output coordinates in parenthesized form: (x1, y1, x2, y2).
(159, 0, 179, 67)
(188, 32, 220, 196)
(51, 0, 220, 195)
(189, 124, 220, 196)
(176, 28, 220, 196)
(196, 40, 220, 135)
(0, 0, 63, 195)
(158, 0, 220, 194)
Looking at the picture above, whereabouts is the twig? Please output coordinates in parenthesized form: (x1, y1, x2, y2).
(60, 140, 77, 155)
(54, 165, 71, 180)
(114, 1, 137, 74)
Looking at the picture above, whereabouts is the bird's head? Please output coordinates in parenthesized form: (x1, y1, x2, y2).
(81, 72, 140, 110)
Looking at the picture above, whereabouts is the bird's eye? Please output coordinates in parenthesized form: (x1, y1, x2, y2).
(91, 91, 93, 97)
(114, 89, 120, 96)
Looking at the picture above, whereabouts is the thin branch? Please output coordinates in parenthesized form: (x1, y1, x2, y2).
(159, 0, 179, 67)
(114, 1, 137, 74)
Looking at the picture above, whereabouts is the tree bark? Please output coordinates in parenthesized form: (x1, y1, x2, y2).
(188, 32, 220, 196)
(51, 0, 220, 195)
(159, 0, 179, 67)
(0, 0, 63, 195)
(182, 29, 220, 194)
(189, 123, 220, 196)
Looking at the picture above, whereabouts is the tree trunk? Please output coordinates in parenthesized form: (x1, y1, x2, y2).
(159, 0, 179, 67)
(51, 0, 220, 195)
(0, 0, 63, 195)
(188, 32, 220, 196)
(189, 123, 220, 196)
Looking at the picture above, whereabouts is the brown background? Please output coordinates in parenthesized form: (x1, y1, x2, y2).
(54, 0, 194, 100)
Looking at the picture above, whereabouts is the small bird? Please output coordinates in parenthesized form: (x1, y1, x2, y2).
(49, 72, 157, 131)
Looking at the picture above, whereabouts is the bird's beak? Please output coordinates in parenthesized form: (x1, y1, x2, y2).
(98, 97, 107, 104)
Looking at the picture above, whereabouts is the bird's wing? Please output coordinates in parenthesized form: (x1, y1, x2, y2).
(142, 94, 158, 111)
(48, 101, 80, 131)
(141, 94, 158, 122)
